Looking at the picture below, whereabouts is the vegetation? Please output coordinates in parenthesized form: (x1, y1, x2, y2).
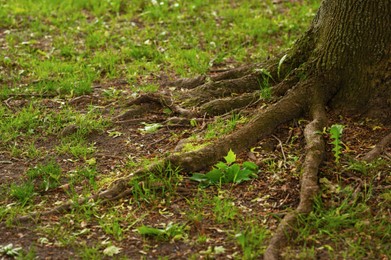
(0, 0, 390, 259)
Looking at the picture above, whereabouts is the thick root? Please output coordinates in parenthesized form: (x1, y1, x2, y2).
(183, 73, 263, 106)
(264, 86, 327, 259)
(199, 91, 260, 116)
(16, 78, 311, 222)
(168, 80, 312, 172)
(16, 73, 332, 260)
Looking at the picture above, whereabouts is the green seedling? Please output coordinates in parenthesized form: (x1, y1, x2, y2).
(139, 122, 163, 134)
(27, 161, 62, 191)
(0, 243, 22, 257)
(190, 149, 259, 187)
(130, 162, 182, 204)
(10, 181, 35, 206)
(328, 124, 344, 163)
(213, 196, 238, 223)
(236, 225, 269, 259)
(137, 222, 187, 241)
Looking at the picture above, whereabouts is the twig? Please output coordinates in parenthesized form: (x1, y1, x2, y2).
(272, 134, 287, 168)
(0, 160, 13, 164)
(3, 97, 13, 110)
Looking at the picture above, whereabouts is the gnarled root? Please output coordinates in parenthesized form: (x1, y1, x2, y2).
(16, 76, 315, 223)
(264, 86, 327, 259)
(16, 70, 333, 260)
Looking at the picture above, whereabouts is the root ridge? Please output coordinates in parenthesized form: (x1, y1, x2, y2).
(265, 86, 327, 259)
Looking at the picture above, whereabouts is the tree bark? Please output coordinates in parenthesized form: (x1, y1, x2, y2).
(304, 0, 391, 120)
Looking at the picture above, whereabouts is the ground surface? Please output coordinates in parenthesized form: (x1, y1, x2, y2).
(1, 0, 390, 259)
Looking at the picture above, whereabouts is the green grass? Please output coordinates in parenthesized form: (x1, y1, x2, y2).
(26, 160, 62, 191)
(293, 175, 391, 259)
(10, 181, 36, 206)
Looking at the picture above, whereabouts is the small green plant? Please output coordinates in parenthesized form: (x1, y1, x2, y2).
(190, 149, 259, 187)
(256, 68, 274, 100)
(204, 114, 243, 139)
(213, 196, 238, 223)
(130, 162, 182, 204)
(78, 244, 102, 259)
(137, 222, 187, 241)
(236, 225, 269, 259)
(10, 181, 35, 205)
(26, 161, 62, 191)
(100, 218, 124, 241)
(328, 124, 344, 163)
(139, 122, 163, 134)
(0, 243, 22, 257)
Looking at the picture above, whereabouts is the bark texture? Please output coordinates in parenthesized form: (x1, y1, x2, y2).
(313, 0, 390, 118)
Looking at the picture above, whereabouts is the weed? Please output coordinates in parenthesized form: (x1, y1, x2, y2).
(0, 103, 41, 143)
(346, 158, 388, 176)
(69, 166, 98, 191)
(10, 181, 35, 206)
(204, 114, 243, 139)
(184, 190, 210, 225)
(256, 68, 274, 100)
(190, 149, 259, 187)
(296, 190, 390, 258)
(78, 245, 102, 260)
(0, 243, 22, 257)
(26, 161, 62, 191)
(99, 217, 124, 241)
(235, 225, 269, 259)
(213, 196, 238, 223)
(137, 222, 188, 241)
(25, 142, 43, 159)
(130, 163, 182, 204)
(328, 124, 344, 163)
(196, 235, 209, 244)
(69, 200, 99, 222)
(56, 136, 96, 159)
(17, 246, 37, 259)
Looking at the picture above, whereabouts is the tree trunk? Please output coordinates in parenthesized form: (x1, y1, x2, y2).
(296, 0, 391, 120)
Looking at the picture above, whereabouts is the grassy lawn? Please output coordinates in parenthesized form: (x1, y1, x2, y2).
(1, 0, 390, 259)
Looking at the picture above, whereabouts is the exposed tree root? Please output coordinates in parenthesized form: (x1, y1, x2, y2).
(15, 165, 155, 223)
(264, 86, 328, 259)
(361, 132, 391, 162)
(14, 68, 337, 259)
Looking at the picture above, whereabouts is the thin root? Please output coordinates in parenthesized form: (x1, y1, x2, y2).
(361, 132, 391, 162)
